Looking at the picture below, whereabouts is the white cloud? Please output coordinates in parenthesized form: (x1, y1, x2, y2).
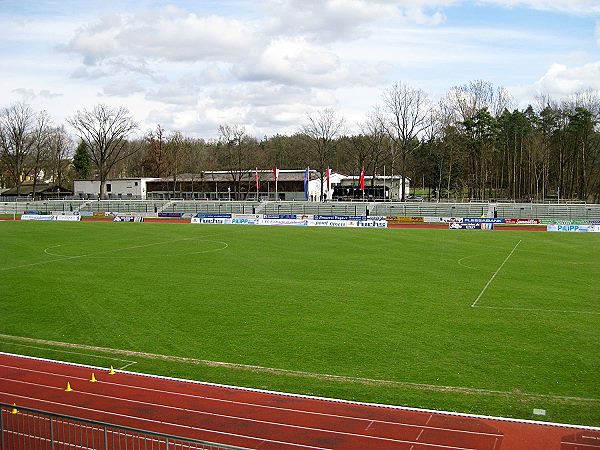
(510, 61, 600, 104)
(13, 88, 63, 102)
(536, 62, 600, 95)
(234, 38, 344, 87)
(101, 79, 146, 97)
(478, 0, 600, 15)
(66, 9, 257, 65)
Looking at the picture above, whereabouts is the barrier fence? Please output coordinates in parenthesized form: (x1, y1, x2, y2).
(0, 403, 245, 450)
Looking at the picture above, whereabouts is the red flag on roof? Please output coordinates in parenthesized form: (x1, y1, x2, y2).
(273, 167, 279, 180)
(255, 168, 259, 191)
(326, 167, 331, 191)
(360, 167, 365, 192)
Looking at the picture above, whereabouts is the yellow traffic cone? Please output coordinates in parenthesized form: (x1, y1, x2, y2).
(65, 382, 73, 392)
(11, 403, 18, 414)
(90, 372, 97, 383)
(108, 366, 116, 375)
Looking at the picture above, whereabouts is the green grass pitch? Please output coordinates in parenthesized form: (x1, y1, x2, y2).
(0, 221, 598, 425)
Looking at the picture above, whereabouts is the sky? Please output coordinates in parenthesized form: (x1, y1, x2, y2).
(1, 0, 600, 139)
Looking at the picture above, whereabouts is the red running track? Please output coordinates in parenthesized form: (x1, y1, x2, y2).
(0, 353, 598, 449)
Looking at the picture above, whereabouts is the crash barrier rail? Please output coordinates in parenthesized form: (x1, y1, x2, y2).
(0, 402, 246, 450)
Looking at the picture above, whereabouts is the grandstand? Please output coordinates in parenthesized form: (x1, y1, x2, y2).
(2, 200, 600, 221)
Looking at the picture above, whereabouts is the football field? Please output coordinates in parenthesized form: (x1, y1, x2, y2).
(0, 221, 598, 426)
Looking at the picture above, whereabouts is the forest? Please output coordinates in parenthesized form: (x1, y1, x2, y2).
(1, 80, 599, 202)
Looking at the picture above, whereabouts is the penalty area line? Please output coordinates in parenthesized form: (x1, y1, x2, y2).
(471, 240, 521, 308)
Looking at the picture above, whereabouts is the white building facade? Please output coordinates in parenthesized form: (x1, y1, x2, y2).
(73, 178, 160, 200)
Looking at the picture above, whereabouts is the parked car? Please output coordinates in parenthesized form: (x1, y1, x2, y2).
(405, 195, 423, 202)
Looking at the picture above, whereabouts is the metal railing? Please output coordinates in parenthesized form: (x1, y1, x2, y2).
(1, 403, 246, 450)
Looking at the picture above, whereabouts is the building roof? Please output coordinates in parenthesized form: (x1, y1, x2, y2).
(2, 182, 72, 196)
(160, 170, 321, 183)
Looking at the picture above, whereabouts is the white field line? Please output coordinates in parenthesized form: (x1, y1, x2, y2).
(3, 351, 600, 432)
(0, 340, 137, 370)
(0, 363, 501, 439)
(457, 255, 494, 273)
(471, 240, 522, 308)
(474, 306, 600, 315)
(43, 239, 228, 259)
(0, 335, 598, 404)
(1, 391, 327, 450)
(0, 227, 238, 272)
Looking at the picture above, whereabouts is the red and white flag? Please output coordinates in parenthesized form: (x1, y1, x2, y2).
(326, 167, 331, 191)
(360, 167, 365, 192)
(273, 167, 280, 193)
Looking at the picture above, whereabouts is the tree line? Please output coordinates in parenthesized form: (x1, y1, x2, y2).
(1, 80, 599, 201)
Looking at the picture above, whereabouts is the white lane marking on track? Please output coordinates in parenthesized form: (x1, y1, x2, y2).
(3, 351, 600, 432)
(471, 240, 522, 308)
(0, 391, 326, 450)
(0, 335, 597, 403)
(0, 363, 501, 438)
(0, 386, 476, 450)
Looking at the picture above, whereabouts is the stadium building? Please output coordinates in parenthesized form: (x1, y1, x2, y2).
(73, 170, 409, 201)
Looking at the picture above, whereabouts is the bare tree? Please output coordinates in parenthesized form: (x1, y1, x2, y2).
(302, 108, 345, 200)
(0, 103, 42, 196)
(68, 104, 138, 198)
(217, 124, 251, 199)
(442, 80, 512, 124)
(143, 124, 168, 177)
(381, 82, 431, 200)
(29, 111, 52, 199)
(46, 125, 73, 188)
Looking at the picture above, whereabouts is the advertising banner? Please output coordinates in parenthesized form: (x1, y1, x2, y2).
(314, 215, 367, 221)
(307, 220, 352, 227)
(55, 215, 81, 221)
(113, 215, 143, 222)
(259, 218, 308, 226)
(264, 214, 297, 219)
(21, 214, 56, 221)
(547, 224, 600, 232)
(423, 217, 464, 223)
(193, 213, 232, 219)
(386, 216, 424, 224)
(158, 212, 183, 218)
(231, 217, 258, 225)
(449, 222, 492, 230)
(504, 218, 541, 224)
(463, 217, 505, 224)
(191, 217, 231, 224)
(542, 219, 589, 225)
(21, 214, 80, 221)
(357, 220, 388, 228)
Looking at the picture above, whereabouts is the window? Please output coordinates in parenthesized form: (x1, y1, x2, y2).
(134, 182, 138, 186)
(106, 184, 112, 192)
